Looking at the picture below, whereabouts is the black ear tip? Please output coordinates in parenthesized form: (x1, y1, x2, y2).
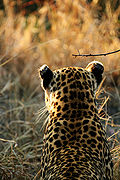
(86, 61, 104, 74)
(40, 64, 50, 79)
(39, 64, 53, 80)
(39, 64, 53, 89)
(86, 61, 104, 85)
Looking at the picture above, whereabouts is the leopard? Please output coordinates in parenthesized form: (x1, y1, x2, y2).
(39, 61, 113, 180)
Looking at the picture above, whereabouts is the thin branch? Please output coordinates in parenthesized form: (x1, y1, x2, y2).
(72, 49, 120, 57)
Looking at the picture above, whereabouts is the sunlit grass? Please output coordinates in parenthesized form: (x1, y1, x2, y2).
(0, 1, 120, 179)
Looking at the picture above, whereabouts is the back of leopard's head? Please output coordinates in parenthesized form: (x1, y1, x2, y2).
(40, 61, 104, 120)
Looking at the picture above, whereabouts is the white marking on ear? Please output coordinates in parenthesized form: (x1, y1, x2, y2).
(86, 61, 104, 73)
(40, 64, 49, 72)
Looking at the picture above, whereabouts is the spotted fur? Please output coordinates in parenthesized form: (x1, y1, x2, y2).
(39, 61, 113, 180)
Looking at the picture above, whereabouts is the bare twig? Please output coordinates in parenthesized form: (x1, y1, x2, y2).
(72, 49, 120, 57)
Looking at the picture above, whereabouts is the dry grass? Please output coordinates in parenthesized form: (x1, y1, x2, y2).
(0, 0, 120, 179)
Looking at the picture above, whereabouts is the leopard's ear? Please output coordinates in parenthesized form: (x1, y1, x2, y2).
(86, 61, 104, 85)
(39, 65, 53, 89)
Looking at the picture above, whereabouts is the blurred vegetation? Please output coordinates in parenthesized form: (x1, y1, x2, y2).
(0, 0, 120, 179)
